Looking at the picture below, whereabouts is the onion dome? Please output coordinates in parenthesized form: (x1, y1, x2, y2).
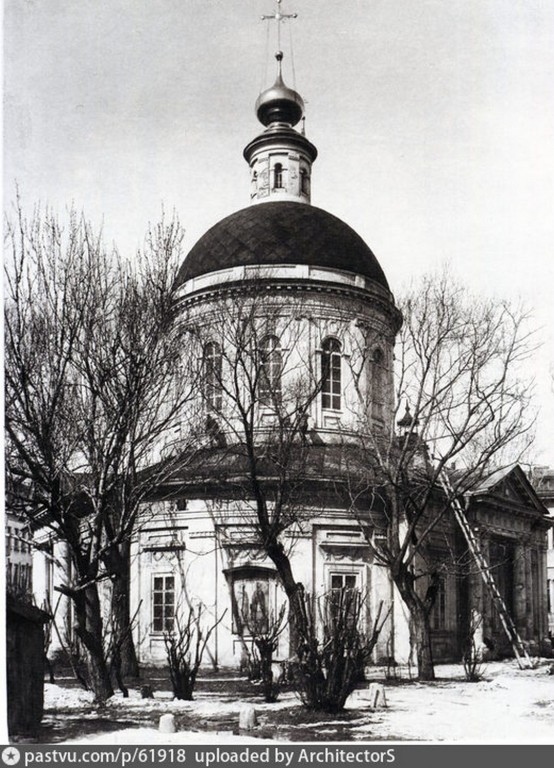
(397, 403, 420, 434)
(255, 52, 304, 127)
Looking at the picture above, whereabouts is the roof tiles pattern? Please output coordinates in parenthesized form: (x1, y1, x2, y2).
(176, 201, 389, 288)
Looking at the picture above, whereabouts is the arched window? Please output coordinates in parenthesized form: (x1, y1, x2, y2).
(203, 341, 222, 411)
(371, 348, 385, 420)
(274, 163, 283, 189)
(321, 337, 342, 410)
(259, 335, 282, 405)
(300, 168, 309, 194)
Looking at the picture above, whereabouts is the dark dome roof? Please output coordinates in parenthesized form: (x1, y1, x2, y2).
(255, 75, 304, 127)
(255, 52, 305, 128)
(176, 202, 389, 289)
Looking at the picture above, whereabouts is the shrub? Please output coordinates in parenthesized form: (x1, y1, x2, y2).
(164, 605, 224, 700)
(293, 591, 389, 713)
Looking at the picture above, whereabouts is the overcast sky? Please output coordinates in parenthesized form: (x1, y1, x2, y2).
(4, 0, 554, 464)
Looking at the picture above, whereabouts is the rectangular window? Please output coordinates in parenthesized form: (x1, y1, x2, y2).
(152, 574, 175, 633)
(321, 340, 342, 411)
(329, 572, 359, 627)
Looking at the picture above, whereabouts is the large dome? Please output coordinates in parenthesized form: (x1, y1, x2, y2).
(175, 201, 389, 289)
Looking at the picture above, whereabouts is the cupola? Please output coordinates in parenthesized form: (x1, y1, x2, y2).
(244, 52, 317, 205)
(255, 51, 304, 127)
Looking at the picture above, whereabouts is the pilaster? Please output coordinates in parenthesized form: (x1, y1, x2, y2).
(513, 542, 528, 639)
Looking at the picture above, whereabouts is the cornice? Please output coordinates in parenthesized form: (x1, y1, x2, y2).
(243, 129, 318, 164)
(175, 276, 403, 332)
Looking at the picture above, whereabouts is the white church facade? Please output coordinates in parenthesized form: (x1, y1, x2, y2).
(126, 52, 550, 669)
(31, 41, 551, 672)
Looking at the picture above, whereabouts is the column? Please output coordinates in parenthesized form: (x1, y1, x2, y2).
(480, 535, 492, 640)
(468, 533, 485, 653)
(537, 546, 548, 642)
(513, 542, 527, 639)
(525, 544, 534, 639)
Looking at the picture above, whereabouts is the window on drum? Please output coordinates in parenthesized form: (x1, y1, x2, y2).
(321, 337, 342, 411)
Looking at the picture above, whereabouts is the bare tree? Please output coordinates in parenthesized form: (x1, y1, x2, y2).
(4, 199, 198, 699)
(69, 213, 200, 678)
(294, 591, 389, 713)
(343, 270, 536, 680)
(163, 604, 225, 700)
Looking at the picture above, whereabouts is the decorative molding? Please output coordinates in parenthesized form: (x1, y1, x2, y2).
(225, 545, 267, 563)
(319, 542, 371, 562)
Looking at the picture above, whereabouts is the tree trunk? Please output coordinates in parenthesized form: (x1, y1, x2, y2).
(411, 604, 435, 681)
(392, 567, 436, 681)
(110, 542, 140, 678)
(74, 584, 114, 702)
(266, 539, 308, 654)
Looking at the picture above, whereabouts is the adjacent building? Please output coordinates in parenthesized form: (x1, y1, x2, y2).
(530, 467, 554, 638)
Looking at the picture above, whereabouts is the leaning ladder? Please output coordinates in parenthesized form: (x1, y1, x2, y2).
(439, 470, 533, 670)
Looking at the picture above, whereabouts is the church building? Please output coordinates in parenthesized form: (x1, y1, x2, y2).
(122, 45, 551, 669)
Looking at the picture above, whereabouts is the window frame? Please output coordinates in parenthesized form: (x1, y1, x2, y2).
(259, 335, 282, 406)
(328, 571, 360, 628)
(321, 337, 342, 411)
(151, 573, 176, 634)
(203, 341, 223, 412)
(273, 163, 284, 189)
(371, 347, 385, 420)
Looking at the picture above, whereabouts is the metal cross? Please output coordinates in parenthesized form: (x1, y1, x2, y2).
(261, 0, 297, 22)
(261, 0, 297, 50)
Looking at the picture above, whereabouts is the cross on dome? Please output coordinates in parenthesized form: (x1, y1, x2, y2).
(243, 1, 316, 204)
(261, 0, 297, 50)
(261, 0, 297, 24)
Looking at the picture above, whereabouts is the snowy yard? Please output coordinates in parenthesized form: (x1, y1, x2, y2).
(37, 660, 554, 745)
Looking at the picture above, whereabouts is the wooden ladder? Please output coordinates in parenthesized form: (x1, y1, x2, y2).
(439, 470, 533, 669)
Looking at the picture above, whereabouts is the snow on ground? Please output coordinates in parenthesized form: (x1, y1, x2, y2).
(46, 660, 554, 745)
(349, 663, 554, 743)
(65, 728, 276, 745)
